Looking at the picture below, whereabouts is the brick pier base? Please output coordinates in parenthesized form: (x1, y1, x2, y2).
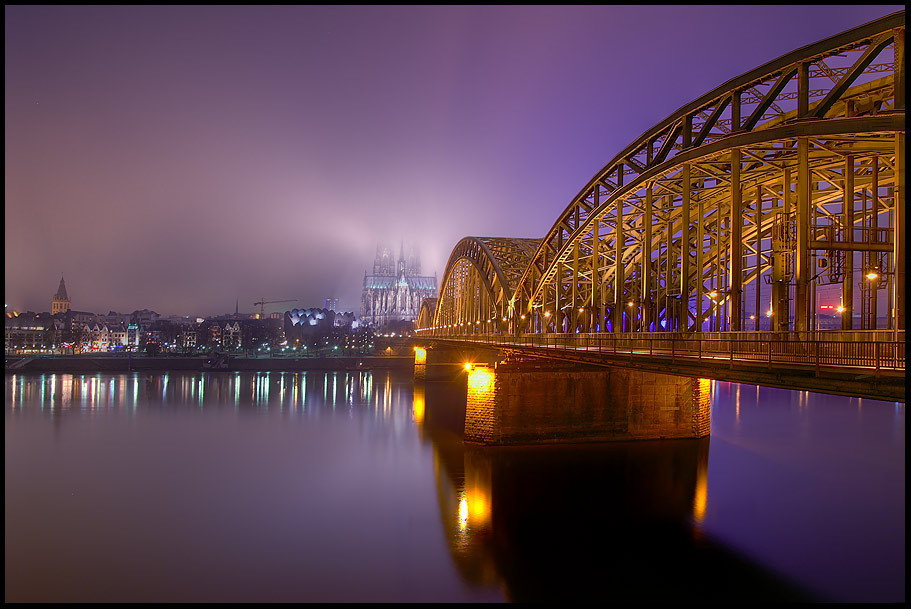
(465, 363, 711, 445)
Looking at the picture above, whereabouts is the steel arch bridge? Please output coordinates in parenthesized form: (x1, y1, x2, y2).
(419, 12, 904, 334)
(415, 12, 904, 395)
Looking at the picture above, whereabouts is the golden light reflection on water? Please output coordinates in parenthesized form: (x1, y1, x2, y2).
(466, 490, 490, 525)
(464, 449, 492, 531)
(412, 384, 425, 425)
(693, 464, 708, 525)
(448, 447, 495, 558)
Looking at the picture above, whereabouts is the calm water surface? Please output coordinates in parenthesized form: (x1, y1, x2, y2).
(5, 370, 904, 602)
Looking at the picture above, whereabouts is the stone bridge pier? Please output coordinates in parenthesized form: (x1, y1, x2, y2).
(413, 343, 501, 382)
(463, 360, 711, 445)
(413, 346, 711, 445)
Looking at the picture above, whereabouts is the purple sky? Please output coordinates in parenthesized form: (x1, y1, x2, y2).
(5, 5, 902, 317)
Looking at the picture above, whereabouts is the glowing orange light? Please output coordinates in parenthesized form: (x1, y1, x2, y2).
(544, 311, 551, 318)
(464, 363, 472, 371)
(836, 305, 846, 313)
(466, 490, 491, 527)
(467, 366, 494, 394)
(866, 271, 879, 280)
(458, 496, 469, 532)
(413, 384, 425, 425)
(414, 347, 426, 365)
(693, 468, 707, 524)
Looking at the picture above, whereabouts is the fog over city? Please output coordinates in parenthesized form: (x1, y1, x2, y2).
(5, 5, 900, 316)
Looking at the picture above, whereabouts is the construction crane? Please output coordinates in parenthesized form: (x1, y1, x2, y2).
(253, 299, 297, 317)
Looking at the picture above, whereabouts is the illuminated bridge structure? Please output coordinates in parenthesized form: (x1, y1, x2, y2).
(416, 12, 905, 402)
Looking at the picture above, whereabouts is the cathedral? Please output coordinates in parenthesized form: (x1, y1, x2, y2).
(360, 243, 437, 330)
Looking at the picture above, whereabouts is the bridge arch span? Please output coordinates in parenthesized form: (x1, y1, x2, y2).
(415, 12, 904, 401)
(421, 11, 903, 339)
(417, 298, 437, 330)
(428, 237, 540, 334)
(507, 11, 904, 335)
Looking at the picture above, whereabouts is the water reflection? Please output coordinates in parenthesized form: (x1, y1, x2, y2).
(414, 379, 812, 603)
(6, 372, 898, 602)
(6, 370, 456, 603)
(5, 371, 407, 422)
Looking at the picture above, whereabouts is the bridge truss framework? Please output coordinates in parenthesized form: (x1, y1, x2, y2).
(419, 12, 904, 349)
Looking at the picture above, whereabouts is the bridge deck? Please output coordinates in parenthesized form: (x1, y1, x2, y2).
(418, 332, 905, 402)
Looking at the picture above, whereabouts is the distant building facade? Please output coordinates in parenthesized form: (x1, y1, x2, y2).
(222, 321, 241, 349)
(360, 242, 436, 330)
(4, 312, 54, 353)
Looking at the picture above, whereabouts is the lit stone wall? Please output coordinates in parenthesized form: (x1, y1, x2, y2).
(414, 347, 426, 380)
(465, 364, 711, 445)
(692, 378, 712, 438)
(465, 366, 498, 444)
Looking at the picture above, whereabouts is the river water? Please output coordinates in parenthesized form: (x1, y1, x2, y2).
(4, 370, 904, 602)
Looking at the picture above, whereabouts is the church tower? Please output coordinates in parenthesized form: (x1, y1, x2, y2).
(397, 241, 406, 278)
(52, 276, 71, 315)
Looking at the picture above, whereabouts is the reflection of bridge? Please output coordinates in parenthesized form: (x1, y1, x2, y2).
(417, 12, 905, 402)
(414, 380, 818, 601)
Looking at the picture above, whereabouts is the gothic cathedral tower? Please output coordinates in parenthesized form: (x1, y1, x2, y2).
(361, 242, 437, 330)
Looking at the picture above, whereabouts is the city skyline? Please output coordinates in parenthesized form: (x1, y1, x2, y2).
(5, 5, 901, 317)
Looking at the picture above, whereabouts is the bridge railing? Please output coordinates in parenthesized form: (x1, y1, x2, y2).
(420, 330, 905, 372)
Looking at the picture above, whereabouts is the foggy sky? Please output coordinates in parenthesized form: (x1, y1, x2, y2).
(5, 5, 901, 317)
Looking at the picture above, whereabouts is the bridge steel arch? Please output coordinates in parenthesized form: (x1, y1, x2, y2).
(420, 11, 904, 341)
(417, 298, 437, 330)
(508, 11, 905, 336)
(427, 237, 541, 335)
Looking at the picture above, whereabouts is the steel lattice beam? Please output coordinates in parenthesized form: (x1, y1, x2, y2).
(417, 11, 904, 340)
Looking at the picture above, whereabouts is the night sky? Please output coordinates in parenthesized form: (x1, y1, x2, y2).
(5, 5, 901, 317)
